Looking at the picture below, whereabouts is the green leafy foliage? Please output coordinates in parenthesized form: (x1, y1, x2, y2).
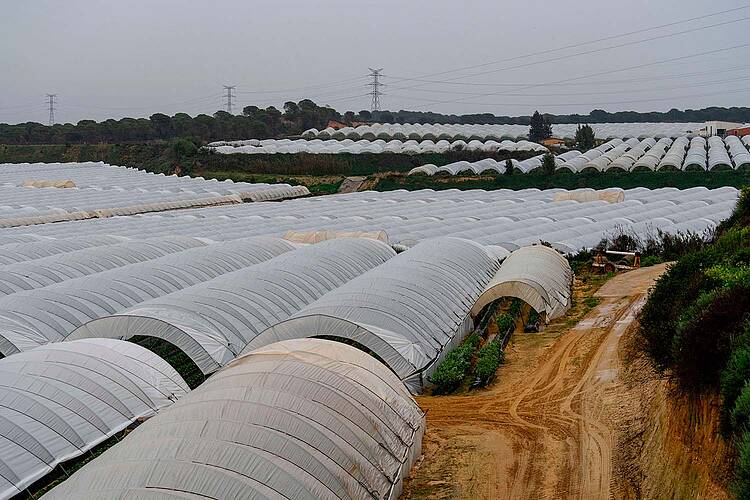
(430, 334, 481, 393)
(474, 341, 505, 386)
(640, 255, 663, 267)
(670, 284, 750, 389)
(722, 328, 750, 433)
(637, 193, 750, 492)
(733, 383, 750, 435)
(637, 227, 750, 371)
(718, 188, 750, 234)
(496, 313, 515, 334)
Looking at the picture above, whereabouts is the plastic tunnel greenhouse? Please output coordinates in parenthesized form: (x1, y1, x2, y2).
(0, 338, 189, 499)
(471, 244, 574, 322)
(0, 237, 295, 356)
(67, 238, 396, 374)
(40, 339, 425, 500)
(243, 237, 499, 393)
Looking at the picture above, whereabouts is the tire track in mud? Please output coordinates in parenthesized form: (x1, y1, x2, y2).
(405, 264, 669, 500)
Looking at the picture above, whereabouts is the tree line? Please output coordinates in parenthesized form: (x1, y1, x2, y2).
(2, 100, 749, 145)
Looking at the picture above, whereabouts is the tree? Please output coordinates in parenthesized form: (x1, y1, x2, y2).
(529, 110, 552, 142)
(541, 152, 556, 176)
(504, 158, 514, 175)
(574, 124, 595, 151)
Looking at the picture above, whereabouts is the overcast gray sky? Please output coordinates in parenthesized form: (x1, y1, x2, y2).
(1, 0, 749, 124)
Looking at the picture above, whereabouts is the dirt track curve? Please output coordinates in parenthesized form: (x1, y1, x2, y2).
(404, 263, 670, 500)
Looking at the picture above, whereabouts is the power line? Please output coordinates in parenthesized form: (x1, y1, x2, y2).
(454, 41, 750, 105)
(367, 68, 384, 111)
(386, 85, 750, 108)
(384, 74, 750, 98)
(387, 41, 750, 108)
(222, 85, 236, 113)
(234, 75, 369, 94)
(386, 14, 750, 97)
(45, 94, 57, 126)
(383, 63, 750, 88)
(385, 4, 750, 86)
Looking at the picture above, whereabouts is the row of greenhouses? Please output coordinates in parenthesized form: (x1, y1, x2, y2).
(0, 234, 574, 499)
(0, 162, 308, 227)
(0, 160, 740, 499)
(207, 137, 547, 154)
(0, 187, 737, 254)
(409, 136, 750, 175)
(303, 122, 705, 141)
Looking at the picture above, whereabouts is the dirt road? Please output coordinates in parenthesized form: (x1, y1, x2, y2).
(404, 263, 670, 500)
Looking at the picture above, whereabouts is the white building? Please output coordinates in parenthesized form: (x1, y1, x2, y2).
(699, 121, 747, 137)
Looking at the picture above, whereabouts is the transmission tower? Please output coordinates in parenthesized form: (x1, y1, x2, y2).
(45, 94, 57, 126)
(367, 68, 384, 111)
(222, 85, 236, 113)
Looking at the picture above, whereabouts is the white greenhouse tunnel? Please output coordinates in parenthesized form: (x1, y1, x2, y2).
(0, 338, 189, 499)
(0, 237, 295, 356)
(207, 137, 547, 155)
(40, 338, 425, 500)
(67, 238, 397, 373)
(0, 162, 309, 228)
(408, 136, 750, 175)
(303, 122, 704, 141)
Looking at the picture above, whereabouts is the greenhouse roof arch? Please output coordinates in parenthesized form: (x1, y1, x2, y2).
(68, 238, 396, 373)
(243, 237, 499, 392)
(41, 339, 424, 500)
(471, 244, 573, 321)
(0, 338, 188, 499)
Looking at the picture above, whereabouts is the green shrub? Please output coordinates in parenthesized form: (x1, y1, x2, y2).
(584, 296, 600, 309)
(733, 383, 750, 434)
(430, 334, 481, 393)
(496, 313, 515, 334)
(721, 327, 750, 433)
(474, 341, 505, 386)
(508, 298, 523, 317)
(671, 284, 750, 389)
(733, 430, 750, 499)
(718, 187, 750, 234)
(637, 249, 719, 370)
(640, 255, 663, 267)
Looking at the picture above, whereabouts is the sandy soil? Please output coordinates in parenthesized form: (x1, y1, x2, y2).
(403, 263, 671, 500)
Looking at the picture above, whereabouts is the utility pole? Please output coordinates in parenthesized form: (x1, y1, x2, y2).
(222, 85, 236, 113)
(45, 94, 57, 126)
(367, 68, 384, 111)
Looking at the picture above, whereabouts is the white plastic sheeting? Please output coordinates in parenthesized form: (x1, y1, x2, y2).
(42, 338, 425, 500)
(245, 238, 499, 393)
(471, 245, 573, 321)
(411, 136, 750, 175)
(0, 162, 308, 227)
(0, 236, 210, 297)
(303, 122, 703, 141)
(208, 137, 546, 155)
(68, 238, 396, 374)
(0, 235, 125, 265)
(0, 187, 738, 255)
(283, 229, 389, 244)
(0, 237, 295, 356)
(0, 338, 189, 500)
